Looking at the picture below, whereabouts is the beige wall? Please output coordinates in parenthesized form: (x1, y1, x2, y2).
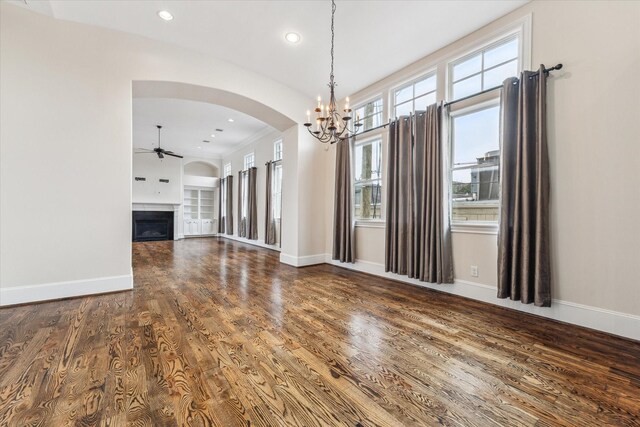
(325, 0, 640, 316)
(0, 3, 323, 294)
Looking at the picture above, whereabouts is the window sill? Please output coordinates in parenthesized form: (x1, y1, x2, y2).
(355, 220, 385, 229)
(451, 222, 498, 235)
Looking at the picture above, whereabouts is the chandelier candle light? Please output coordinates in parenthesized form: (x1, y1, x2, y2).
(304, 0, 361, 144)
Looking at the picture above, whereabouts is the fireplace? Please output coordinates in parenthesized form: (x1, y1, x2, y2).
(132, 211, 174, 242)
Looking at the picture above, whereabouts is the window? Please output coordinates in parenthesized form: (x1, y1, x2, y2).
(450, 103, 500, 223)
(353, 97, 383, 131)
(223, 163, 231, 177)
(449, 35, 519, 100)
(274, 139, 283, 161)
(244, 152, 254, 170)
(353, 137, 382, 220)
(393, 73, 436, 118)
(274, 164, 283, 220)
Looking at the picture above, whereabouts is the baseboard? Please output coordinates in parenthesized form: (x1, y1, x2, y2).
(219, 234, 281, 252)
(0, 271, 133, 307)
(324, 255, 640, 341)
(280, 253, 326, 267)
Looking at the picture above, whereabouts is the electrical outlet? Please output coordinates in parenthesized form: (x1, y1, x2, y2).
(470, 265, 479, 277)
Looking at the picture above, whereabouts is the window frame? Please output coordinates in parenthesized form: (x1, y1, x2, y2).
(448, 97, 501, 231)
(223, 163, 231, 177)
(353, 96, 384, 132)
(446, 17, 531, 102)
(390, 70, 437, 119)
(274, 139, 283, 161)
(351, 135, 384, 223)
(244, 152, 255, 170)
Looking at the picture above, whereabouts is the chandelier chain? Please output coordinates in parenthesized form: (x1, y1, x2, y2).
(330, 0, 335, 81)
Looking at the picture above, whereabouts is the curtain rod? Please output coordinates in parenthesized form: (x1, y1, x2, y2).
(348, 63, 563, 139)
(264, 159, 282, 166)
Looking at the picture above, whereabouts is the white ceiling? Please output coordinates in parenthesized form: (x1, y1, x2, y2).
(133, 98, 272, 159)
(16, 0, 529, 99)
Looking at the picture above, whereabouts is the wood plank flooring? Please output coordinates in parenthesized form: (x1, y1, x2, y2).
(1, 237, 639, 426)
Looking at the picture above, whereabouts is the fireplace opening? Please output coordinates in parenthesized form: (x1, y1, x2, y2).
(132, 211, 174, 242)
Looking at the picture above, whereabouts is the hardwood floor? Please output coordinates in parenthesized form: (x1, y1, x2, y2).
(1, 238, 639, 426)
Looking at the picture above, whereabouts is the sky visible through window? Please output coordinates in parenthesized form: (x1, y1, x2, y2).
(453, 106, 500, 182)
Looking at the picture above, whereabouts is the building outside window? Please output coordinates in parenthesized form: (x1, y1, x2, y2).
(274, 139, 283, 161)
(353, 137, 382, 220)
(450, 103, 501, 223)
(392, 73, 437, 118)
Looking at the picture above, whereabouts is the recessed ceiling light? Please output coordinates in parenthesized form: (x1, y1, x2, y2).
(228, 118, 234, 123)
(285, 32, 301, 43)
(157, 10, 173, 21)
(210, 134, 216, 138)
(198, 146, 202, 149)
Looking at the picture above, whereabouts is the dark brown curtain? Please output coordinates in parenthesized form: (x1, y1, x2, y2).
(332, 137, 355, 262)
(264, 161, 277, 245)
(385, 117, 414, 275)
(386, 106, 453, 284)
(412, 105, 454, 283)
(225, 175, 233, 235)
(238, 171, 247, 238)
(498, 65, 551, 307)
(247, 167, 258, 240)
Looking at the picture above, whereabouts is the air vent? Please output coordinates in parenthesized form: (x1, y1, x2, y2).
(135, 177, 146, 181)
(159, 179, 169, 183)
(215, 128, 224, 132)
(202, 140, 210, 143)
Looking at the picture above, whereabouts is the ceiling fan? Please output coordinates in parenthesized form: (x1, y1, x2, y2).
(136, 125, 183, 159)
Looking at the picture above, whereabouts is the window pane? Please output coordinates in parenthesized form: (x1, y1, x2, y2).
(354, 181, 382, 219)
(394, 101, 412, 118)
(484, 38, 518, 69)
(452, 165, 500, 222)
(483, 59, 518, 89)
(395, 85, 412, 104)
(452, 74, 482, 100)
(414, 75, 436, 96)
(453, 54, 481, 81)
(414, 93, 436, 112)
(452, 106, 499, 165)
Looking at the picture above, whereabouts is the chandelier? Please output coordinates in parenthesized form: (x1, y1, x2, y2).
(304, 0, 361, 144)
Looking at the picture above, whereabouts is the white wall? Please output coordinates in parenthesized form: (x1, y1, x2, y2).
(132, 154, 183, 204)
(323, 1, 640, 336)
(0, 3, 326, 304)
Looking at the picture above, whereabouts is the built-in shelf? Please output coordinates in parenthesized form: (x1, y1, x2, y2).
(183, 188, 217, 237)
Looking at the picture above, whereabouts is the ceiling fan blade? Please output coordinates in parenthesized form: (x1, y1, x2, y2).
(157, 152, 164, 159)
(164, 152, 183, 158)
(136, 148, 154, 152)
(135, 151, 156, 155)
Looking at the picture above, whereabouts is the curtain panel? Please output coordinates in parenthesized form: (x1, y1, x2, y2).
(385, 104, 454, 284)
(332, 137, 355, 263)
(218, 175, 233, 235)
(498, 66, 551, 306)
(238, 171, 246, 237)
(247, 167, 258, 240)
(264, 161, 278, 245)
